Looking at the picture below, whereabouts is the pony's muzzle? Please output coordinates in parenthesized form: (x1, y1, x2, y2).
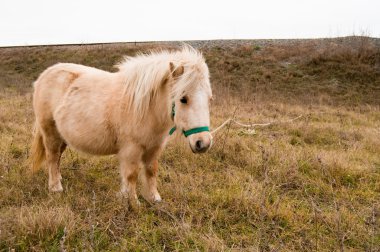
(189, 132, 212, 153)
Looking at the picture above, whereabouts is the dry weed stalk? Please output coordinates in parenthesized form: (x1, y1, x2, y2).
(211, 115, 304, 135)
(59, 227, 67, 252)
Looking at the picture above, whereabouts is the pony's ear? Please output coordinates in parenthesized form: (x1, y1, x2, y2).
(169, 62, 184, 78)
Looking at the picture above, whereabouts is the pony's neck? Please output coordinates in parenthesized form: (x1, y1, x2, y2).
(151, 88, 173, 132)
(116, 60, 175, 135)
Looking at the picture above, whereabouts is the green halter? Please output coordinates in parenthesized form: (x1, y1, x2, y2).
(169, 103, 210, 137)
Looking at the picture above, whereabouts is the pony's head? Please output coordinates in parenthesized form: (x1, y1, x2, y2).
(168, 49, 213, 153)
(118, 46, 213, 153)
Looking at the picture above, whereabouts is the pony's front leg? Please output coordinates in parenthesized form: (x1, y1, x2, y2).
(141, 159, 162, 203)
(118, 145, 143, 208)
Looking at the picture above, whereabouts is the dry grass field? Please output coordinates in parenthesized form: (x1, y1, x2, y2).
(0, 37, 379, 251)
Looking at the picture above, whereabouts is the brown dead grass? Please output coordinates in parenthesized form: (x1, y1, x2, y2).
(0, 37, 379, 251)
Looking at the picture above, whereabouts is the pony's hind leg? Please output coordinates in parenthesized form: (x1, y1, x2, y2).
(141, 159, 161, 203)
(40, 120, 66, 192)
(58, 142, 67, 181)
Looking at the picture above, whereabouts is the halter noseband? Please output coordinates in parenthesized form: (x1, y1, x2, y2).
(169, 103, 210, 137)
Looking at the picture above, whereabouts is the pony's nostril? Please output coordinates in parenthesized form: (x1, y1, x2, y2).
(195, 140, 203, 151)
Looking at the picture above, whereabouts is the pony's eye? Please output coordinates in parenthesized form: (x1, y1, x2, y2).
(180, 96, 188, 104)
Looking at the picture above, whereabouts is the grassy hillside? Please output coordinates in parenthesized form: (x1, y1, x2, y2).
(0, 37, 379, 251)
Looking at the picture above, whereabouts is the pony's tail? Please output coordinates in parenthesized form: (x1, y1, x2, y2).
(31, 124, 45, 173)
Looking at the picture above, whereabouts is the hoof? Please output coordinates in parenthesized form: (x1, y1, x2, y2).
(49, 182, 63, 192)
(116, 190, 127, 198)
(128, 198, 141, 211)
(117, 191, 140, 210)
(153, 194, 162, 203)
(142, 191, 162, 204)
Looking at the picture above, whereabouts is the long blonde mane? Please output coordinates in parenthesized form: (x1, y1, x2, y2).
(116, 46, 210, 121)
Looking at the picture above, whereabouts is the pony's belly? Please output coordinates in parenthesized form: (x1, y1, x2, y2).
(54, 101, 118, 156)
(67, 139, 118, 156)
(62, 130, 118, 155)
(58, 125, 118, 155)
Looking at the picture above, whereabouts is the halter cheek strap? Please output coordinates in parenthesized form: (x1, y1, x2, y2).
(169, 103, 210, 137)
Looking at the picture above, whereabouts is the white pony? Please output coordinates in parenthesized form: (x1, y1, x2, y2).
(31, 46, 213, 206)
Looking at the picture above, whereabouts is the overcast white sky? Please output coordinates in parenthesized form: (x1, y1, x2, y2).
(1, 0, 379, 46)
